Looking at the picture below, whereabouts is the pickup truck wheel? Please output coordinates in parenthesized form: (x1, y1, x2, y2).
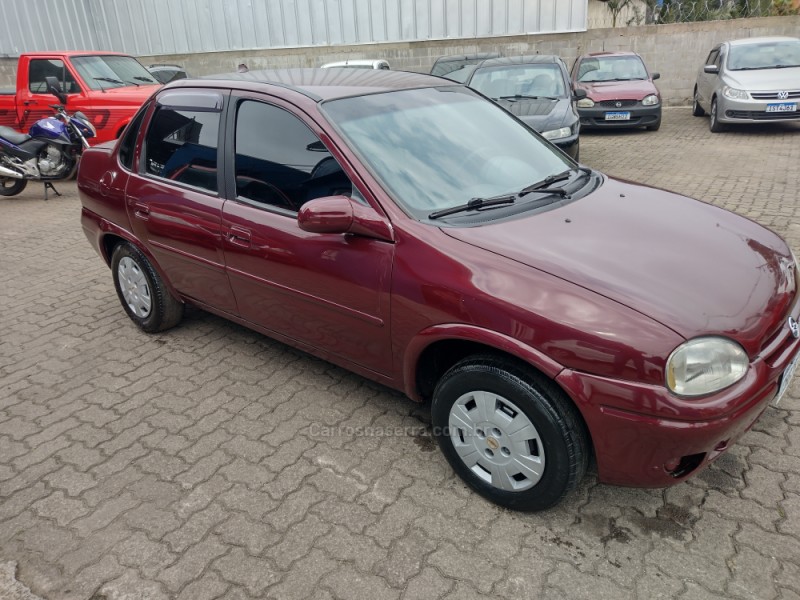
(431, 355, 588, 511)
(111, 242, 183, 333)
(0, 177, 27, 196)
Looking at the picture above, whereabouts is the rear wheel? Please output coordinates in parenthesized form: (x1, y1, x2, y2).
(111, 242, 184, 332)
(692, 87, 705, 117)
(0, 177, 27, 196)
(709, 98, 724, 132)
(431, 355, 588, 511)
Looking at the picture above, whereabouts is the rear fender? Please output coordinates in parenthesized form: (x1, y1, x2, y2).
(81, 209, 183, 301)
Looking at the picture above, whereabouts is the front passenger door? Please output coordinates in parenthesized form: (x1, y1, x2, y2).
(221, 96, 394, 375)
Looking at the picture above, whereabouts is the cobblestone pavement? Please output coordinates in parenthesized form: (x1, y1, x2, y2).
(1, 107, 799, 600)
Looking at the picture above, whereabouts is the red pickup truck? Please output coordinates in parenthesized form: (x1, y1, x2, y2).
(0, 51, 159, 145)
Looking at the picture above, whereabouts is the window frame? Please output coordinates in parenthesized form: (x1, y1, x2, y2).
(118, 102, 149, 173)
(139, 89, 227, 197)
(223, 90, 370, 218)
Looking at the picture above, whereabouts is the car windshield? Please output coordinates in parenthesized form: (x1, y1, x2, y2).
(577, 56, 648, 82)
(72, 55, 159, 89)
(728, 40, 800, 70)
(470, 64, 567, 99)
(321, 86, 573, 219)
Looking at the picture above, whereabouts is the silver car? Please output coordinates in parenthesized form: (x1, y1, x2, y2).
(693, 36, 800, 132)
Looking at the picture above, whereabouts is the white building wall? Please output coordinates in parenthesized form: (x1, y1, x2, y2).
(0, 0, 588, 57)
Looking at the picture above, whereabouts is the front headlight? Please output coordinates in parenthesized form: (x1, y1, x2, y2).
(576, 98, 595, 108)
(666, 337, 748, 397)
(541, 127, 572, 141)
(722, 86, 749, 100)
(642, 94, 660, 106)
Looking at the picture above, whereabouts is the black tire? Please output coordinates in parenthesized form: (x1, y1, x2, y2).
(709, 98, 724, 133)
(111, 241, 184, 333)
(0, 177, 27, 197)
(431, 355, 589, 511)
(692, 87, 705, 117)
(646, 119, 661, 132)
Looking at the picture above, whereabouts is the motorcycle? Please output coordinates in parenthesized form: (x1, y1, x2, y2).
(0, 76, 96, 198)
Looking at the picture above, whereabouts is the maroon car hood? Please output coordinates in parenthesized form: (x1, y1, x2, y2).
(442, 177, 795, 356)
(577, 79, 658, 101)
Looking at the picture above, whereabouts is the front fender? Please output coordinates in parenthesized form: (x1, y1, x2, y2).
(402, 323, 565, 401)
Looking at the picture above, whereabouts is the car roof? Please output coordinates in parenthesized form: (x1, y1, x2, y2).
(192, 68, 456, 101)
(320, 59, 388, 68)
(580, 51, 641, 58)
(475, 55, 563, 68)
(20, 51, 134, 58)
(727, 36, 800, 46)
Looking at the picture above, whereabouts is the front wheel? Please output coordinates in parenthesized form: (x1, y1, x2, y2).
(692, 87, 705, 117)
(431, 355, 589, 511)
(709, 98, 724, 132)
(0, 177, 27, 197)
(111, 242, 184, 333)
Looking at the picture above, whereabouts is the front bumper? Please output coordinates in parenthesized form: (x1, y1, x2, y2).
(717, 95, 800, 124)
(556, 304, 800, 488)
(550, 133, 579, 160)
(579, 104, 661, 129)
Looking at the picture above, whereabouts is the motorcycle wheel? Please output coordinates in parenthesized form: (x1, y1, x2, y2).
(0, 177, 27, 196)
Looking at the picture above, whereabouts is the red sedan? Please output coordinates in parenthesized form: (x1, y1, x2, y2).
(77, 69, 800, 511)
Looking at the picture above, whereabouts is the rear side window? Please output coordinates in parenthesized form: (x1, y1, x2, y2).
(119, 106, 147, 171)
(234, 100, 352, 212)
(143, 99, 221, 194)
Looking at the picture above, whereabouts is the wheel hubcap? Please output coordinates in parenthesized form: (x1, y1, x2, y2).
(118, 256, 152, 318)
(448, 391, 545, 492)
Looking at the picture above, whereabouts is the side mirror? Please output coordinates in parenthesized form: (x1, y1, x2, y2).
(703, 64, 719, 74)
(573, 88, 587, 101)
(44, 75, 68, 105)
(651, 72, 660, 80)
(298, 195, 394, 241)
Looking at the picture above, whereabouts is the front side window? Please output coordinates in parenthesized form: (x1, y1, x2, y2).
(470, 64, 567, 99)
(577, 56, 648, 82)
(322, 86, 572, 219)
(28, 59, 80, 94)
(706, 49, 720, 67)
(234, 100, 352, 212)
(71, 55, 158, 90)
(144, 105, 220, 193)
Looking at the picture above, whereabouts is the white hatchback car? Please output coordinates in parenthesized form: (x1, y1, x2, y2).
(320, 59, 390, 70)
(693, 36, 800, 132)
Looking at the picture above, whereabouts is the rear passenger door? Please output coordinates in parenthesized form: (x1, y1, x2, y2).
(125, 89, 238, 314)
(220, 93, 394, 375)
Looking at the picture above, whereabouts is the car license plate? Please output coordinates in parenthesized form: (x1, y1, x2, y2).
(766, 102, 797, 113)
(605, 111, 631, 121)
(775, 351, 800, 405)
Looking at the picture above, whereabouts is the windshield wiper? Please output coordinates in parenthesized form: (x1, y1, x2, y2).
(428, 167, 591, 220)
(518, 170, 573, 197)
(94, 76, 125, 85)
(429, 195, 516, 220)
(134, 76, 157, 83)
(497, 95, 558, 101)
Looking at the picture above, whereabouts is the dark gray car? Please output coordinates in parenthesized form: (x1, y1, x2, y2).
(459, 55, 582, 160)
(693, 36, 800, 132)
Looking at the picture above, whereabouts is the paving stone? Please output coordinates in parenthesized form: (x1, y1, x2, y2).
(213, 547, 280, 597)
(158, 536, 229, 593)
(320, 563, 401, 600)
(3, 108, 800, 600)
(428, 542, 505, 594)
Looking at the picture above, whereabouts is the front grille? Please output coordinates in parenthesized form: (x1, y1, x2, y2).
(726, 110, 800, 120)
(750, 90, 800, 100)
(582, 117, 644, 126)
(596, 99, 638, 108)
